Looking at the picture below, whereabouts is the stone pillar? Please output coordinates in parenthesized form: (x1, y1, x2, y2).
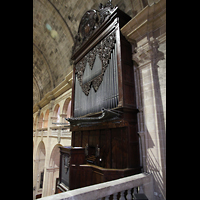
(42, 100, 54, 197)
(133, 36, 166, 199)
(45, 167, 59, 196)
(121, 1, 166, 197)
(33, 159, 39, 199)
(33, 109, 41, 199)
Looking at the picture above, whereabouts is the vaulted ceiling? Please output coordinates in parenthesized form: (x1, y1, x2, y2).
(33, 0, 147, 107)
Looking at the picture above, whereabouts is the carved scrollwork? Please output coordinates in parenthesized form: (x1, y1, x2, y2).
(72, 0, 116, 54)
(92, 75, 103, 92)
(99, 0, 114, 24)
(63, 155, 71, 174)
(86, 46, 98, 70)
(75, 56, 87, 87)
(75, 32, 116, 96)
(99, 32, 116, 72)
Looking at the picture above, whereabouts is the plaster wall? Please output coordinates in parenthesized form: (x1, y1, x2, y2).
(33, 89, 72, 198)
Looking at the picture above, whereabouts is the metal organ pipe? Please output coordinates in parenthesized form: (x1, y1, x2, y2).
(74, 42, 119, 118)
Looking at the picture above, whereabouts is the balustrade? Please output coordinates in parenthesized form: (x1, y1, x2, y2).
(34, 127, 71, 138)
(37, 173, 153, 200)
(97, 185, 146, 200)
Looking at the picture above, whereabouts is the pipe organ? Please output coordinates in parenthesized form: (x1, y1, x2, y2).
(74, 39, 119, 117)
(57, 0, 141, 192)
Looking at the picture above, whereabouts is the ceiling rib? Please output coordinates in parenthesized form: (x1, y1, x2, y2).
(33, 43, 54, 89)
(33, 73, 41, 101)
(47, 0, 75, 43)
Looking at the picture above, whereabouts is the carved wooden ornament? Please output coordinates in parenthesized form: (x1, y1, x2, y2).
(75, 32, 116, 96)
(72, 0, 116, 54)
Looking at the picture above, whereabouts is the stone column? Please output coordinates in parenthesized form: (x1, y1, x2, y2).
(42, 100, 55, 197)
(33, 159, 39, 199)
(33, 109, 41, 199)
(133, 36, 166, 199)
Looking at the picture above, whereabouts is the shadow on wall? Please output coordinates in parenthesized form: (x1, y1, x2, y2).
(144, 37, 166, 199)
(145, 126, 166, 199)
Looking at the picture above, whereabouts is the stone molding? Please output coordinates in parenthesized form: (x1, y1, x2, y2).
(121, 0, 166, 43)
(33, 71, 73, 114)
(133, 37, 165, 68)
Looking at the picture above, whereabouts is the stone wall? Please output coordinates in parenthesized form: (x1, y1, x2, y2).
(33, 88, 72, 198)
(121, 0, 166, 199)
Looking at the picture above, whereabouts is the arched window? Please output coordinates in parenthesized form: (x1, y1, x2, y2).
(43, 109, 49, 128)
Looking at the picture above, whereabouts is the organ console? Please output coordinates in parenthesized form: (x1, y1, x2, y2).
(57, 0, 141, 192)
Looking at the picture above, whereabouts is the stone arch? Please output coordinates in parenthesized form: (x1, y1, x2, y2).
(38, 112, 44, 129)
(62, 98, 71, 118)
(44, 109, 49, 128)
(34, 115, 38, 130)
(36, 140, 46, 164)
(53, 104, 60, 123)
(47, 144, 62, 195)
(34, 141, 46, 197)
(49, 144, 62, 168)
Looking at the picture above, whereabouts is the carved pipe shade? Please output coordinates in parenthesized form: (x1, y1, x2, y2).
(75, 31, 116, 96)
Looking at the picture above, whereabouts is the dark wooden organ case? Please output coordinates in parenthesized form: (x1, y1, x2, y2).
(57, 0, 141, 192)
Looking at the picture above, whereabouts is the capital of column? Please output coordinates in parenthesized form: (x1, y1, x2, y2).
(133, 38, 164, 68)
(48, 100, 55, 112)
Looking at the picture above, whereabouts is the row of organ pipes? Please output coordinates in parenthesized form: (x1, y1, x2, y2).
(74, 43, 119, 117)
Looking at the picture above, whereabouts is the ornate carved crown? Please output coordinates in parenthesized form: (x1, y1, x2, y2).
(72, 0, 117, 54)
(72, 0, 118, 96)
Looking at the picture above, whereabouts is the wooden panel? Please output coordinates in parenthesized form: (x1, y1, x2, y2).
(93, 170, 104, 184)
(123, 64, 134, 84)
(36, 194, 42, 199)
(74, 131, 82, 147)
(89, 130, 99, 147)
(70, 148, 85, 165)
(99, 129, 111, 168)
(128, 123, 138, 142)
(111, 127, 128, 169)
(124, 84, 135, 106)
(121, 41, 132, 65)
(77, 164, 141, 188)
(70, 165, 80, 189)
(82, 130, 89, 147)
(80, 165, 93, 187)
